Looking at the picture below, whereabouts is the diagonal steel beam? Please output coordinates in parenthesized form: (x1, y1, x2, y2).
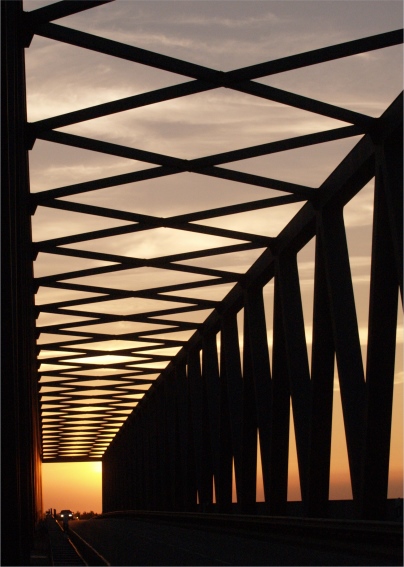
(36, 241, 266, 267)
(226, 29, 403, 82)
(38, 193, 304, 225)
(24, 1, 115, 25)
(36, 124, 363, 168)
(27, 27, 398, 136)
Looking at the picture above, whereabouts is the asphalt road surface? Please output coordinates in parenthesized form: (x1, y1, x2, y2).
(69, 518, 399, 566)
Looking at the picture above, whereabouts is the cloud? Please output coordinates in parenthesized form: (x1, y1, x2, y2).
(31, 204, 133, 243)
(160, 12, 281, 29)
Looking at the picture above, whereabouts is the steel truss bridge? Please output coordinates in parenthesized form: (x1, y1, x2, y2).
(2, 1, 403, 564)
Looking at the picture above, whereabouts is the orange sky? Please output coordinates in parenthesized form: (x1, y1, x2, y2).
(42, 461, 103, 514)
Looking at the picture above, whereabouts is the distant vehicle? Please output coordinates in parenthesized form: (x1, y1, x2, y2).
(60, 510, 73, 519)
(60, 509, 73, 531)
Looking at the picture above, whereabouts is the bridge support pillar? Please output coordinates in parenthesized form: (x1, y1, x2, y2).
(2, 1, 43, 564)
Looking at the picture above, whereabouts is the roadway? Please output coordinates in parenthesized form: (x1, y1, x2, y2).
(69, 516, 402, 566)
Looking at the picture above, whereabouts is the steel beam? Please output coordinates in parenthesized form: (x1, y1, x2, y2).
(216, 343, 234, 512)
(275, 253, 311, 504)
(361, 137, 401, 519)
(243, 287, 273, 511)
(307, 233, 335, 517)
(221, 313, 244, 504)
(318, 207, 366, 505)
(240, 305, 258, 513)
(202, 335, 221, 506)
(269, 278, 290, 515)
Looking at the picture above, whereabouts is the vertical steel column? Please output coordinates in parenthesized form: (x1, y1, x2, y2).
(103, 444, 117, 511)
(174, 361, 197, 511)
(149, 398, 159, 510)
(121, 436, 129, 510)
(361, 131, 402, 519)
(164, 372, 177, 511)
(187, 351, 201, 508)
(174, 362, 187, 510)
(217, 341, 234, 512)
(2, 2, 42, 564)
(155, 385, 167, 511)
(175, 361, 196, 511)
(135, 413, 145, 510)
(307, 232, 335, 517)
(101, 455, 110, 512)
(240, 308, 258, 513)
(242, 286, 273, 512)
(132, 416, 140, 509)
(202, 334, 221, 507)
(374, 128, 403, 297)
(200, 353, 214, 509)
(318, 206, 366, 505)
(188, 349, 203, 506)
(142, 404, 152, 510)
(269, 277, 290, 515)
(112, 433, 122, 510)
(221, 312, 244, 504)
(137, 411, 147, 510)
(275, 253, 311, 505)
(127, 420, 137, 510)
(119, 432, 127, 510)
(188, 348, 213, 509)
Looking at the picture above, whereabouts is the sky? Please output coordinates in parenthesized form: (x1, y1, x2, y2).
(23, 0, 403, 514)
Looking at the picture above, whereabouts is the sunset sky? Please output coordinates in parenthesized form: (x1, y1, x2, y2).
(23, 0, 403, 514)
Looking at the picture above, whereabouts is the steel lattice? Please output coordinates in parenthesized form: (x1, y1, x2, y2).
(23, 0, 402, 498)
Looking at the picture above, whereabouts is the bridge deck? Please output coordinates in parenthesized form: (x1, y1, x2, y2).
(68, 514, 402, 566)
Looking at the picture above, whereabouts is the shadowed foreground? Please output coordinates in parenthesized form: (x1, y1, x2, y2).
(69, 516, 402, 566)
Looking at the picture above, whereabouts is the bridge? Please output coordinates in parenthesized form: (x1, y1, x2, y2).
(2, 1, 403, 565)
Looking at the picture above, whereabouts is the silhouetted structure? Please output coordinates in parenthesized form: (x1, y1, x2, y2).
(2, 1, 402, 564)
(2, 2, 43, 565)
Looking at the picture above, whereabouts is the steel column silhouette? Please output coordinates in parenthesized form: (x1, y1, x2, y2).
(2, 2, 43, 564)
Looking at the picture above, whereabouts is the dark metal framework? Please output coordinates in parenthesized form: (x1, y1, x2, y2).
(10, 0, 403, 524)
(2, 3, 43, 564)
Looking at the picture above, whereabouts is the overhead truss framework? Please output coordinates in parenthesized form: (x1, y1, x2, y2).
(22, 1, 402, 519)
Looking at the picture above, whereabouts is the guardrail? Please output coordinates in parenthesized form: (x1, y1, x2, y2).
(67, 527, 110, 567)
